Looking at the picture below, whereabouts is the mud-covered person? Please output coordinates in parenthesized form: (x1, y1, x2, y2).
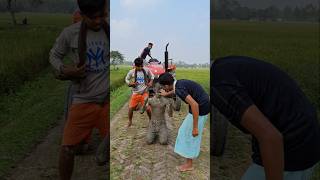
(211, 56, 320, 180)
(49, 0, 109, 179)
(158, 72, 210, 172)
(125, 57, 154, 127)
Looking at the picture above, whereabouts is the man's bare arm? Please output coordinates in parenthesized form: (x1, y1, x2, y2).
(241, 105, 284, 180)
(185, 95, 199, 137)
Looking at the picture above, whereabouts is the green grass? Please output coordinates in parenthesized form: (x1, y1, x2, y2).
(211, 20, 319, 114)
(110, 66, 131, 91)
(176, 68, 210, 92)
(110, 66, 131, 119)
(0, 68, 67, 177)
(0, 12, 70, 177)
(110, 85, 131, 119)
(0, 12, 70, 95)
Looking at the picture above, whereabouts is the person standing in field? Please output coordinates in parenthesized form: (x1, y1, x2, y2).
(49, 0, 109, 179)
(211, 56, 320, 180)
(158, 72, 210, 172)
(140, 42, 153, 60)
(125, 57, 154, 127)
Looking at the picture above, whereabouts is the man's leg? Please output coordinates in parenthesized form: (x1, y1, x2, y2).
(177, 159, 193, 172)
(60, 103, 96, 179)
(128, 107, 134, 127)
(96, 136, 109, 166)
(128, 94, 138, 127)
(59, 145, 76, 180)
(96, 102, 110, 166)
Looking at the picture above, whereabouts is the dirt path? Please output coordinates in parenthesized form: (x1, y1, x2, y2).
(4, 102, 251, 180)
(5, 118, 108, 180)
(110, 103, 210, 180)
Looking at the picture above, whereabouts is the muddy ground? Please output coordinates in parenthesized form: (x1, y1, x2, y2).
(110, 103, 210, 180)
(5, 102, 252, 180)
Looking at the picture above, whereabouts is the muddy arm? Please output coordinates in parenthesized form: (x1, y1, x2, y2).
(140, 97, 150, 114)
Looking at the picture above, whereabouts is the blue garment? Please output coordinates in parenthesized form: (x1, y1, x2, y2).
(174, 113, 208, 159)
(241, 163, 318, 180)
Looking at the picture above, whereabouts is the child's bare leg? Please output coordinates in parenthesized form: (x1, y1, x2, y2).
(128, 107, 134, 127)
(177, 158, 193, 172)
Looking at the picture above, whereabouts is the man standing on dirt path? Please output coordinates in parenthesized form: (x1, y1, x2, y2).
(125, 57, 154, 127)
(158, 72, 210, 172)
(49, 0, 109, 179)
(140, 42, 153, 60)
(211, 56, 320, 180)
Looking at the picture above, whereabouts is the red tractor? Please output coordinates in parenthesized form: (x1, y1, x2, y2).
(145, 43, 181, 111)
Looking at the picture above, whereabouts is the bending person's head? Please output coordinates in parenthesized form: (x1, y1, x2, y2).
(158, 72, 174, 91)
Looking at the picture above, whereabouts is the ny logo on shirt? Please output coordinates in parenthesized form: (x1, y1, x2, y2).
(136, 76, 145, 84)
(87, 47, 106, 69)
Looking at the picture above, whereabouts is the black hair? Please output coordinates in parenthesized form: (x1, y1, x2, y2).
(148, 43, 153, 46)
(134, 57, 143, 66)
(77, 0, 106, 16)
(158, 72, 174, 86)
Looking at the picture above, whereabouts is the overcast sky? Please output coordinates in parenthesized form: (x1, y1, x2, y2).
(110, 0, 210, 64)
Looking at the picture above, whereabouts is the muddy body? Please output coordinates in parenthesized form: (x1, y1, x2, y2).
(145, 96, 170, 145)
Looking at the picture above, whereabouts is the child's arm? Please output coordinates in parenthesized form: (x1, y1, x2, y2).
(140, 97, 150, 114)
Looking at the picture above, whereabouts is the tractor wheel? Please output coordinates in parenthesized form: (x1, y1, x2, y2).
(211, 104, 228, 156)
(173, 96, 181, 111)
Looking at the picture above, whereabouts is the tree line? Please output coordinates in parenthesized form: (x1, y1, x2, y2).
(110, 50, 209, 70)
(212, 0, 319, 22)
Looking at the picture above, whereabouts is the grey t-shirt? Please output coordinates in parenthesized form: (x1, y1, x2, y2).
(49, 22, 109, 104)
(125, 68, 154, 94)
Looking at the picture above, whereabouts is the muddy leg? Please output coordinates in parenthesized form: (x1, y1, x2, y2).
(159, 125, 168, 145)
(146, 125, 156, 144)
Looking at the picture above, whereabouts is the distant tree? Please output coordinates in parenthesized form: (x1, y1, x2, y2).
(264, 6, 280, 21)
(283, 6, 293, 20)
(302, 4, 317, 21)
(110, 51, 124, 70)
(293, 6, 302, 21)
(234, 6, 251, 20)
